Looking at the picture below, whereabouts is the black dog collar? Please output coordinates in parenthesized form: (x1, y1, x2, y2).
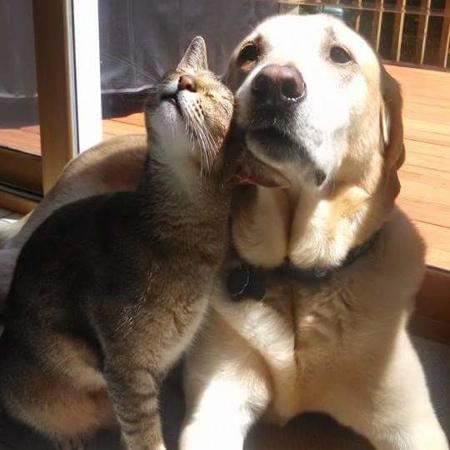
(226, 229, 382, 302)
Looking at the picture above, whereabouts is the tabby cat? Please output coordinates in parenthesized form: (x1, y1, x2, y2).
(0, 36, 233, 450)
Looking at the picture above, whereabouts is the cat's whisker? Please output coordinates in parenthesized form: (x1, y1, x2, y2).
(103, 53, 160, 84)
(184, 103, 219, 173)
(184, 103, 207, 173)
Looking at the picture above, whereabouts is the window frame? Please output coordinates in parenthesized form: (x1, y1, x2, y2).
(0, 0, 102, 209)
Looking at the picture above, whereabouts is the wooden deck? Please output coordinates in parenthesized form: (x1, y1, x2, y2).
(387, 65, 450, 271)
(1, 65, 449, 270)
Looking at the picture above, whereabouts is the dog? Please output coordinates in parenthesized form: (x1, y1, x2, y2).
(179, 14, 449, 450)
(1, 14, 447, 450)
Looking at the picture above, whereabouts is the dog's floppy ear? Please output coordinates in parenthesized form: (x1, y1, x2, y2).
(380, 66, 405, 208)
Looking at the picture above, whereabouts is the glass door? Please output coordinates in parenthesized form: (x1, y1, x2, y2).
(0, 0, 102, 210)
(0, 1, 42, 210)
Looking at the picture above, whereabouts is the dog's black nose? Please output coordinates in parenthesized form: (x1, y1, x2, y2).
(178, 74, 197, 92)
(251, 65, 306, 105)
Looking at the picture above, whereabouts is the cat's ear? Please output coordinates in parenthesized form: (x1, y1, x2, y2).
(177, 36, 208, 71)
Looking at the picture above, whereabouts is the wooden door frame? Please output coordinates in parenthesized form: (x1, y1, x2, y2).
(33, 0, 79, 194)
(0, 0, 102, 210)
(0, 0, 75, 205)
(0, 0, 76, 207)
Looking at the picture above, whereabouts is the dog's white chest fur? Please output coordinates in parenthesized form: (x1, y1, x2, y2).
(215, 295, 298, 421)
(214, 278, 349, 422)
(212, 215, 425, 425)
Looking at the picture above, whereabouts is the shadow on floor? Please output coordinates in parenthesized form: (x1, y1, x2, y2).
(0, 337, 448, 449)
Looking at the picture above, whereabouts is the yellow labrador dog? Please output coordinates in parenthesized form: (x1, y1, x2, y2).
(0, 14, 447, 450)
(179, 14, 448, 450)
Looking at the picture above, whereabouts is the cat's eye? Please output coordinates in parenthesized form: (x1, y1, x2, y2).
(238, 42, 259, 66)
(330, 46, 353, 64)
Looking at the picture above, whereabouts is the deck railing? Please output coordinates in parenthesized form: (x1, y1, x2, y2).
(277, 0, 450, 68)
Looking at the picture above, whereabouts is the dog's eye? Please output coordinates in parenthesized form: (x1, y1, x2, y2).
(238, 43, 259, 65)
(330, 46, 353, 64)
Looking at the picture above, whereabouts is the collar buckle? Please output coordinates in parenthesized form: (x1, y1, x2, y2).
(226, 229, 382, 302)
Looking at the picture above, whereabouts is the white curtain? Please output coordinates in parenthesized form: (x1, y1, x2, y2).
(0, 0, 278, 99)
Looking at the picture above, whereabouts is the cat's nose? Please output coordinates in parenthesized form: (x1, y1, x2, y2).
(178, 75, 197, 92)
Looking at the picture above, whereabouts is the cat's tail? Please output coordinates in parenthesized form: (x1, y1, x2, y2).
(0, 215, 28, 248)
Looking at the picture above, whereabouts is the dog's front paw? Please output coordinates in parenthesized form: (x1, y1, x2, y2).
(374, 424, 449, 450)
(180, 423, 244, 450)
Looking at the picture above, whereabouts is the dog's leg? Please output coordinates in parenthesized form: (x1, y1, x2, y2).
(180, 315, 271, 450)
(180, 360, 269, 450)
(320, 331, 448, 450)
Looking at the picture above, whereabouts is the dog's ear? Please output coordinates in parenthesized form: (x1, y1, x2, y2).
(380, 67, 405, 208)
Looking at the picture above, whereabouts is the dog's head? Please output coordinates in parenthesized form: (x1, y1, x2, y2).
(227, 14, 403, 198)
(225, 14, 405, 269)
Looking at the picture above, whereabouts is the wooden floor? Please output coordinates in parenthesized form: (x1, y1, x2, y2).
(0, 65, 449, 269)
(387, 66, 450, 271)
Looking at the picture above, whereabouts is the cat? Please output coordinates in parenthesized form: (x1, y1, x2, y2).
(0, 36, 234, 450)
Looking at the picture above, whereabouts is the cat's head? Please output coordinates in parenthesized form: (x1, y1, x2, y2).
(145, 37, 234, 175)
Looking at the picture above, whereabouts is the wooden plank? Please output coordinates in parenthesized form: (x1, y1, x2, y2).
(404, 124, 450, 147)
(388, 64, 450, 271)
(403, 104, 450, 126)
(415, 0, 432, 65)
(0, 129, 41, 155)
(413, 221, 450, 269)
(404, 128, 450, 147)
(438, 0, 450, 67)
(102, 118, 146, 137)
(404, 140, 450, 170)
(371, 1, 384, 52)
(354, 0, 363, 32)
(110, 112, 145, 127)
